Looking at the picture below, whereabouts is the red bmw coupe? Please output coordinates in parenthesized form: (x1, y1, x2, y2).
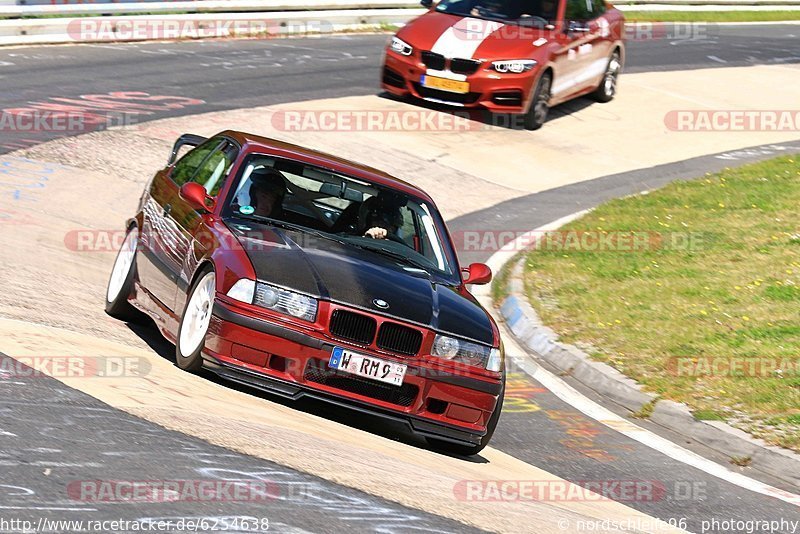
(382, 0, 625, 129)
(105, 131, 505, 455)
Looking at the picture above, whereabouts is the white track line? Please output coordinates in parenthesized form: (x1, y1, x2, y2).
(476, 215, 800, 508)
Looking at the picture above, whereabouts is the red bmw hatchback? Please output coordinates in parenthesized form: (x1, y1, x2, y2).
(105, 131, 505, 455)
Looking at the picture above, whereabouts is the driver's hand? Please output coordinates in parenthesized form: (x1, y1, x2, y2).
(364, 227, 388, 239)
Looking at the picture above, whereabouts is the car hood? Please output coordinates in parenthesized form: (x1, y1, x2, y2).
(398, 11, 550, 60)
(227, 219, 494, 345)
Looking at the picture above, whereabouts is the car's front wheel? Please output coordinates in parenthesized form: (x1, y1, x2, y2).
(592, 51, 622, 103)
(175, 266, 216, 372)
(105, 226, 143, 322)
(426, 384, 504, 456)
(522, 72, 552, 131)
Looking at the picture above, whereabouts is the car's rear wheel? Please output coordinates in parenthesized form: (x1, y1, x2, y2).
(522, 72, 552, 131)
(426, 384, 505, 456)
(105, 226, 143, 322)
(593, 51, 622, 103)
(175, 266, 215, 372)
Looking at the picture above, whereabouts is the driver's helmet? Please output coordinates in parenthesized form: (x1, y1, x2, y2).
(248, 167, 287, 209)
(358, 195, 403, 234)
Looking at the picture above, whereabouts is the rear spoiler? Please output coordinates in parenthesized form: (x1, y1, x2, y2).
(168, 133, 207, 165)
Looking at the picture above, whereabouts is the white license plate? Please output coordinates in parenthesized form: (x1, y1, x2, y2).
(328, 347, 406, 386)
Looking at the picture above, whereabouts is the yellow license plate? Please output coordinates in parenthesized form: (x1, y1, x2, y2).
(422, 75, 469, 94)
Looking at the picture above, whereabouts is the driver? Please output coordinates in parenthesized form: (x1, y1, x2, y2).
(248, 168, 287, 218)
(358, 195, 403, 240)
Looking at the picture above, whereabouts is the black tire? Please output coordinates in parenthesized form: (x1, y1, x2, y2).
(426, 381, 505, 456)
(522, 71, 552, 131)
(175, 265, 216, 372)
(592, 50, 622, 103)
(104, 226, 144, 322)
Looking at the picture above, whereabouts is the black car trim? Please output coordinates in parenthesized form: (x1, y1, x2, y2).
(328, 298, 493, 347)
(211, 302, 502, 395)
(202, 355, 484, 446)
(407, 368, 502, 395)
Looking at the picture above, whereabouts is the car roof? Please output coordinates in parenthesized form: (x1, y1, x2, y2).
(221, 130, 435, 204)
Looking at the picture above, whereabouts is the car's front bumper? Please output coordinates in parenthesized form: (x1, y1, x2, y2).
(382, 49, 537, 114)
(204, 300, 503, 447)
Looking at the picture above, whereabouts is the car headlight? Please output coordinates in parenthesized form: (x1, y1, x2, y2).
(226, 279, 317, 322)
(431, 333, 499, 370)
(255, 282, 317, 322)
(491, 59, 537, 73)
(390, 36, 413, 56)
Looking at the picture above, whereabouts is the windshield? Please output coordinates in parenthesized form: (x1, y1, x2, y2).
(435, 0, 558, 24)
(223, 154, 458, 280)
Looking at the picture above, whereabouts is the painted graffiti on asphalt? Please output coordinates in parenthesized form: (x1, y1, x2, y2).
(0, 91, 205, 139)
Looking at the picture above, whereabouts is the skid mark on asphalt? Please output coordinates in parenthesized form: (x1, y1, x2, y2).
(0, 353, 476, 533)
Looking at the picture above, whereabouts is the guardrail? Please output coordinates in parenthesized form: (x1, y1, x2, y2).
(2, 0, 799, 17)
(0, 9, 424, 46)
(0, 1, 424, 17)
(0, 0, 797, 47)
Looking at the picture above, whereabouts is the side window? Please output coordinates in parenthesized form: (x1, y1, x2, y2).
(565, 0, 592, 21)
(191, 142, 238, 197)
(171, 138, 221, 187)
(170, 137, 238, 196)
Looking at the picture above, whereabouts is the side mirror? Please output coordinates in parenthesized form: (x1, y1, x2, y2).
(420, 0, 433, 7)
(462, 263, 492, 285)
(179, 182, 214, 213)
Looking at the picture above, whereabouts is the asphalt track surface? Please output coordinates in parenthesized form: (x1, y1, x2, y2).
(1, 24, 799, 533)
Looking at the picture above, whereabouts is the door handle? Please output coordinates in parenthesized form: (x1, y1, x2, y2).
(163, 204, 172, 217)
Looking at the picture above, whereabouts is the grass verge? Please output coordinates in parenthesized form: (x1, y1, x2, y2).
(522, 155, 800, 451)
(621, 10, 800, 23)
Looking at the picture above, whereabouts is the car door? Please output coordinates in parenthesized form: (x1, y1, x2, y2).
(552, 0, 602, 100)
(137, 137, 235, 312)
(170, 138, 239, 316)
(584, 0, 614, 89)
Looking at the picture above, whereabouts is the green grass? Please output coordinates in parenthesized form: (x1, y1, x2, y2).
(622, 10, 800, 22)
(491, 256, 516, 305)
(693, 409, 725, 421)
(522, 155, 800, 451)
